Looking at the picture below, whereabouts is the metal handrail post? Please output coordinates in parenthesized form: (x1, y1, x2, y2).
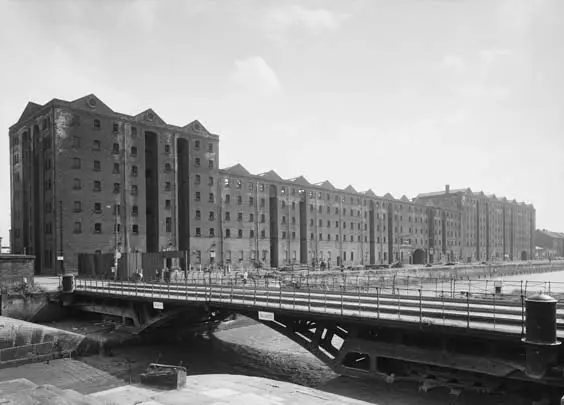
(466, 291, 470, 328)
(376, 287, 380, 319)
(419, 289, 423, 325)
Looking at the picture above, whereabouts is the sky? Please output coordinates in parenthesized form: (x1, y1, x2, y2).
(0, 0, 563, 246)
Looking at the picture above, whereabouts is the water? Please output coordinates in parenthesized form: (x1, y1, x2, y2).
(71, 317, 534, 405)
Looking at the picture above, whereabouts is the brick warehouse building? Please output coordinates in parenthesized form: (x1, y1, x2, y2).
(9, 94, 536, 274)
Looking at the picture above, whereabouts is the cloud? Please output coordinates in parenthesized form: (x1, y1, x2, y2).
(229, 56, 282, 97)
(497, 0, 547, 33)
(439, 49, 514, 103)
(440, 55, 465, 73)
(262, 5, 349, 40)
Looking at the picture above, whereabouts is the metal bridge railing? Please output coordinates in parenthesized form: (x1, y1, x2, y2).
(76, 271, 564, 303)
(71, 277, 564, 339)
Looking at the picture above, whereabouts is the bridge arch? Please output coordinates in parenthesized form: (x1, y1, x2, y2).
(412, 249, 425, 265)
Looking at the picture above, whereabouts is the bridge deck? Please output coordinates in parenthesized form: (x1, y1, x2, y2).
(72, 279, 564, 339)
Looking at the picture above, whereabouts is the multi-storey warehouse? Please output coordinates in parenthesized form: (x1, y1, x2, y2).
(9, 94, 536, 274)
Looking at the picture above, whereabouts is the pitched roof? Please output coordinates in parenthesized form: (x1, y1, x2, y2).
(223, 163, 251, 176)
(363, 189, 377, 197)
(538, 229, 564, 239)
(134, 108, 166, 125)
(16, 102, 43, 124)
(400, 195, 410, 202)
(314, 180, 336, 190)
(416, 188, 469, 198)
(383, 193, 395, 200)
(183, 120, 213, 137)
(288, 176, 310, 186)
(343, 185, 357, 193)
(257, 170, 283, 181)
(70, 94, 114, 115)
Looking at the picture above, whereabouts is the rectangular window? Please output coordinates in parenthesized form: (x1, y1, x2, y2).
(237, 213, 243, 222)
(238, 229, 243, 238)
(132, 225, 139, 234)
(225, 229, 231, 238)
(194, 140, 200, 150)
(113, 163, 120, 174)
(209, 193, 214, 203)
(165, 181, 171, 191)
(131, 185, 138, 196)
(209, 211, 215, 221)
(165, 199, 171, 209)
(72, 158, 81, 169)
(209, 228, 215, 236)
(164, 144, 170, 153)
(93, 160, 101, 171)
(72, 136, 80, 148)
(196, 227, 201, 237)
(208, 159, 214, 168)
(209, 176, 214, 186)
(195, 158, 201, 166)
(166, 217, 172, 232)
(208, 142, 213, 152)
(93, 181, 101, 192)
(132, 205, 138, 216)
(73, 201, 82, 213)
(131, 146, 138, 156)
(195, 174, 201, 185)
(113, 183, 120, 194)
(131, 166, 138, 177)
(249, 197, 254, 206)
(225, 212, 230, 221)
(73, 178, 81, 190)
(112, 143, 119, 154)
(74, 222, 82, 234)
(94, 203, 101, 213)
(225, 194, 231, 203)
(94, 223, 102, 233)
(131, 127, 137, 137)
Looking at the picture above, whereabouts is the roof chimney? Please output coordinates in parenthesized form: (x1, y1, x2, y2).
(445, 184, 450, 194)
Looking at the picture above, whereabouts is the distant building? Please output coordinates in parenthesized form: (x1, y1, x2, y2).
(414, 185, 535, 263)
(534, 229, 564, 259)
(9, 95, 537, 274)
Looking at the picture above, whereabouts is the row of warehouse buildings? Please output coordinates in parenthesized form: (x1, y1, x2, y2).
(8, 94, 536, 274)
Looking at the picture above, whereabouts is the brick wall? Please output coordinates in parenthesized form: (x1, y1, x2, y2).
(0, 255, 34, 289)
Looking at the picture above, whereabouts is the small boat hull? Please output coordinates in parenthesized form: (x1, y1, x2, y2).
(140, 363, 187, 389)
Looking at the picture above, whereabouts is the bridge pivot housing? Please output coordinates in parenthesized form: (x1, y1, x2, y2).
(61, 275, 76, 294)
(522, 293, 561, 379)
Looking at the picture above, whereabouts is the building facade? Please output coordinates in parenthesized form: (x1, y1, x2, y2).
(9, 95, 537, 274)
(415, 186, 535, 263)
(534, 230, 564, 259)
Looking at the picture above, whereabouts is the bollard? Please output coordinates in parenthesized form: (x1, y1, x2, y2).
(61, 274, 75, 293)
(522, 293, 561, 379)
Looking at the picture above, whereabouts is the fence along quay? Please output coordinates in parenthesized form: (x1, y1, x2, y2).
(64, 273, 564, 402)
